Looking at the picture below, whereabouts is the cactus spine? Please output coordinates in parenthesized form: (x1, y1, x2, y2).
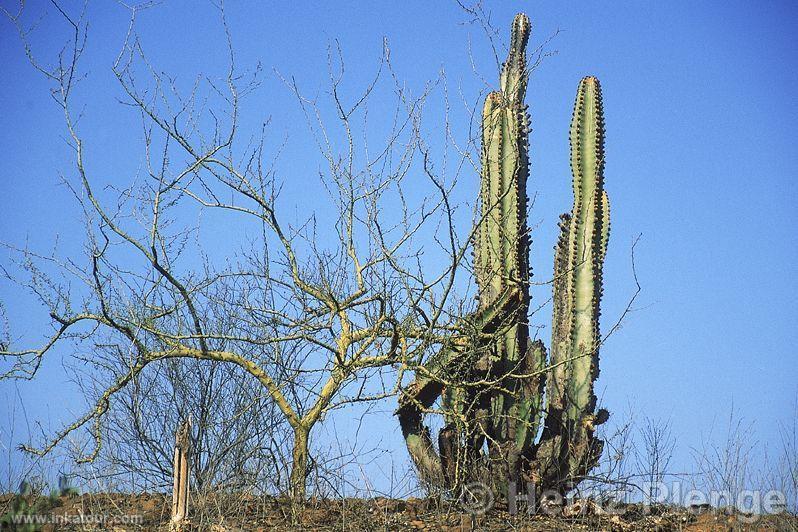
(397, 13, 612, 498)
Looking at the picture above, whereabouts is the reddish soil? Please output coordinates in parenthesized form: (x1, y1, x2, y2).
(1, 493, 795, 531)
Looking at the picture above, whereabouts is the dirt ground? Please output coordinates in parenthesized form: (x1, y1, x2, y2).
(1, 492, 796, 531)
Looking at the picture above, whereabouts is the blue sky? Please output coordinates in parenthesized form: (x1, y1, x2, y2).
(1, 0, 797, 493)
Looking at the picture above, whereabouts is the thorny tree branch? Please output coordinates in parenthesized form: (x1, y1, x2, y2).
(0, 1, 479, 470)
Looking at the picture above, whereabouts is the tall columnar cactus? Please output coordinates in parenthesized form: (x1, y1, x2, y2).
(532, 75, 610, 489)
(398, 12, 612, 499)
(472, 13, 548, 487)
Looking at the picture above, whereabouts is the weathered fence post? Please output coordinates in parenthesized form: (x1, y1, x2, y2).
(171, 417, 191, 530)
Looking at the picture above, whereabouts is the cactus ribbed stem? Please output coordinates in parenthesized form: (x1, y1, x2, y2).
(536, 76, 609, 489)
(565, 76, 606, 420)
(398, 13, 612, 499)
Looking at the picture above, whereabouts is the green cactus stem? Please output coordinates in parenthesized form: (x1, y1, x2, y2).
(397, 13, 612, 500)
(534, 75, 610, 490)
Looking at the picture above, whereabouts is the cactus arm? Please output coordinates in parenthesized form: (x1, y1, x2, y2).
(397, 387, 444, 484)
(548, 213, 573, 414)
(396, 339, 466, 485)
(565, 76, 606, 421)
(476, 92, 507, 310)
(475, 13, 531, 312)
(396, 285, 522, 485)
(599, 190, 610, 264)
(500, 13, 531, 105)
(513, 340, 546, 451)
(535, 76, 610, 489)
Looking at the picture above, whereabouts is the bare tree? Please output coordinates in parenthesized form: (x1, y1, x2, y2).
(763, 398, 798, 516)
(73, 354, 291, 494)
(777, 409, 798, 513)
(635, 416, 675, 503)
(0, 2, 481, 502)
(577, 403, 637, 502)
(691, 407, 756, 511)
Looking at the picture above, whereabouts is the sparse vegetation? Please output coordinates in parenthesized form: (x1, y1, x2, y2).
(0, 2, 795, 530)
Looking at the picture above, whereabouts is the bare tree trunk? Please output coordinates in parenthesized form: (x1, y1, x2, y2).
(171, 418, 191, 530)
(289, 426, 310, 503)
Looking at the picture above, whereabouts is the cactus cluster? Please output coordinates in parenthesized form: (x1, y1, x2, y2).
(397, 12, 611, 498)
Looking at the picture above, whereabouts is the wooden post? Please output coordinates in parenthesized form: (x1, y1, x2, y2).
(171, 417, 191, 530)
